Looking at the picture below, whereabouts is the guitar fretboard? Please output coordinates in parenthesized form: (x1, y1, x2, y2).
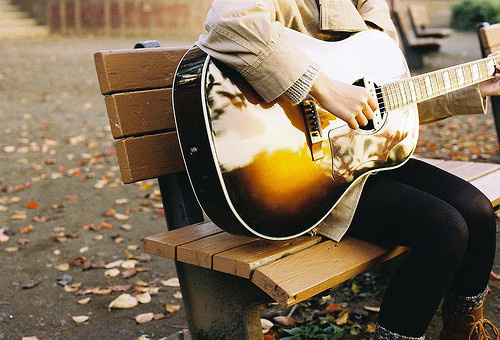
(381, 56, 498, 111)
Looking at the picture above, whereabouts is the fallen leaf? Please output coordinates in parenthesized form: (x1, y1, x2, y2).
(104, 260, 123, 269)
(24, 201, 40, 209)
(326, 303, 341, 313)
(21, 337, 39, 340)
(363, 305, 381, 313)
(115, 198, 129, 205)
(120, 224, 133, 231)
(21, 225, 34, 234)
(77, 297, 91, 305)
(108, 284, 132, 292)
(161, 278, 180, 287)
(136, 292, 151, 304)
(335, 311, 349, 325)
(366, 323, 377, 333)
(17, 238, 30, 245)
(105, 268, 120, 278)
(173, 291, 182, 299)
(93, 288, 112, 295)
(71, 315, 89, 324)
(121, 260, 137, 269)
(108, 293, 138, 311)
(11, 211, 28, 220)
(56, 263, 70, 271)
(163, 304, 182, 315)
(114, 213, 129, 221)
(135, 312, 154, 324)
(5, 246, 19, 253)
(153, 313, 165, 320)
(64, 283, 82, 293)
(490, 271, 500, 281)
(261, 318, 274, 334)
(273, 316, 295, 327)
(22, 280, 40, 289)
(122, 268, 137, 279)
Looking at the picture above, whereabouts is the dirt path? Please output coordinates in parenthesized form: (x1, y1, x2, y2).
(0, 30, 498, 340)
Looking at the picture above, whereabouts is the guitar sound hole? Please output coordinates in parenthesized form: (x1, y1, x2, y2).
(352, 78, 386, 133)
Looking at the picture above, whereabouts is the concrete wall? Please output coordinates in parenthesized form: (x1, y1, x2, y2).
(11, 0, 49, 25)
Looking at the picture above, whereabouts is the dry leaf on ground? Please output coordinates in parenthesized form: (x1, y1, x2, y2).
(261, 318, 274, 334)
(77, 297, 91, 305)
(161, 277, 180, 287)
(71, 315, 89, 324)
(108, 293, 138, 311)
(136, 292, 151, 304)
(135, 312, 154, 324)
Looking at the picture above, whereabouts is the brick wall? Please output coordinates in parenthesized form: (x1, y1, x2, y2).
(48, 0, 211, 36)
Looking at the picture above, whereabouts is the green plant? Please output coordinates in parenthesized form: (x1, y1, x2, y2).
(279, 319, 346, 339)
(451, 0, 500, 31)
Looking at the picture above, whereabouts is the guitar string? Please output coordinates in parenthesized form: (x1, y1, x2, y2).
(312, 56, 498, 118)
(377, 56, 498, 110)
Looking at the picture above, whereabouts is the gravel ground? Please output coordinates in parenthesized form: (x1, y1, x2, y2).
(0, 29, 499, 340)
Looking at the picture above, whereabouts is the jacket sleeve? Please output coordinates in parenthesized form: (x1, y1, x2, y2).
(418, 85, 488, 124)
(196, 0, 315, 103)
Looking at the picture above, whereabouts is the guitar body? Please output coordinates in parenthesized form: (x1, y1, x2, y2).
(173, 29, 419, 239)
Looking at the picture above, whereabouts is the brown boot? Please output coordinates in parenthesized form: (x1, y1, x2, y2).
(440, 305, 499, 340)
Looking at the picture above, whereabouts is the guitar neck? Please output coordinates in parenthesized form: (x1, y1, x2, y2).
(381, 55, 499, 111)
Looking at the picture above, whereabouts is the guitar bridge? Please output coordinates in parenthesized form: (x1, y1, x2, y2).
(301, 96, 324, 161)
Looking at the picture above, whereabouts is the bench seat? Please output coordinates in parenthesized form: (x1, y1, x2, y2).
(143, 158, 500, 307)
(95, 43, 500, 339)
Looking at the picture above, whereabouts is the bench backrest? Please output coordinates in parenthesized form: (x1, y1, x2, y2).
(408, 4, 429, 29)
(477, 22, 500, 145)
(94, 46, 189, 183)
(478, 22, 500, 56)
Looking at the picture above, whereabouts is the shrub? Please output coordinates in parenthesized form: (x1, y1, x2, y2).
(451, 0, 500, 30)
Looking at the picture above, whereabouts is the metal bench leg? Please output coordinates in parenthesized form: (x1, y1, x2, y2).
(158, 173, 271, 339)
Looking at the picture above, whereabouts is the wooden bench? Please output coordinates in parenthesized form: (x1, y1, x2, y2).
(391, 9, 441, 69)
(477, 22, 500, 145)
(94, 43, 500, 339)
(408, 4, 453, 39)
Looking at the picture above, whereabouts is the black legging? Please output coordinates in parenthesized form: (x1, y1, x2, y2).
(346, 158, 497, 337)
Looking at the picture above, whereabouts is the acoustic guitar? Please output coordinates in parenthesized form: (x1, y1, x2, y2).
(173, 28, 498, 239)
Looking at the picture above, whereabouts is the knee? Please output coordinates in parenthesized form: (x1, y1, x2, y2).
(429, 208, 469, 258)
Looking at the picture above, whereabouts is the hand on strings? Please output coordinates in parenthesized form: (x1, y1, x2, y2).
(309, 71, 378, 130)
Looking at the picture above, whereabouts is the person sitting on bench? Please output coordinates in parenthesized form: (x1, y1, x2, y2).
(194, 0, 500, 339)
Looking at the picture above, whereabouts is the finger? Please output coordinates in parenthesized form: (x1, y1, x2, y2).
(356, 111, 369, 127)
(347, 117, 359, 130)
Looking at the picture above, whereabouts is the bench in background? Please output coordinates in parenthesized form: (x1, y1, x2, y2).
(391, 9, 441, 69)
(477, 22, 500, 145)
(94, 43, 500, 339)
(408, 4, 453, 39)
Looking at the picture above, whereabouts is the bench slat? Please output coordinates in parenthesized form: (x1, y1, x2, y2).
(115, 131, 184, 183)
(105, 88, 174, 138)
(251, 238, 407, 306)
(177, 232, 257, 269)
(212, 235, 323, 279)
(143, 222, 223, 259)
(94, 47, 188, 95)
(433, 160, 500, 181)
(479, 23, 500, 55)
(470, 170, 500, 207)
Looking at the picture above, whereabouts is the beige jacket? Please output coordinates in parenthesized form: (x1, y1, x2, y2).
(196, 0, 487, 241)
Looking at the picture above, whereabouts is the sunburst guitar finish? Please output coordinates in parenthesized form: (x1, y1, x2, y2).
(173, 29, 498, 239)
